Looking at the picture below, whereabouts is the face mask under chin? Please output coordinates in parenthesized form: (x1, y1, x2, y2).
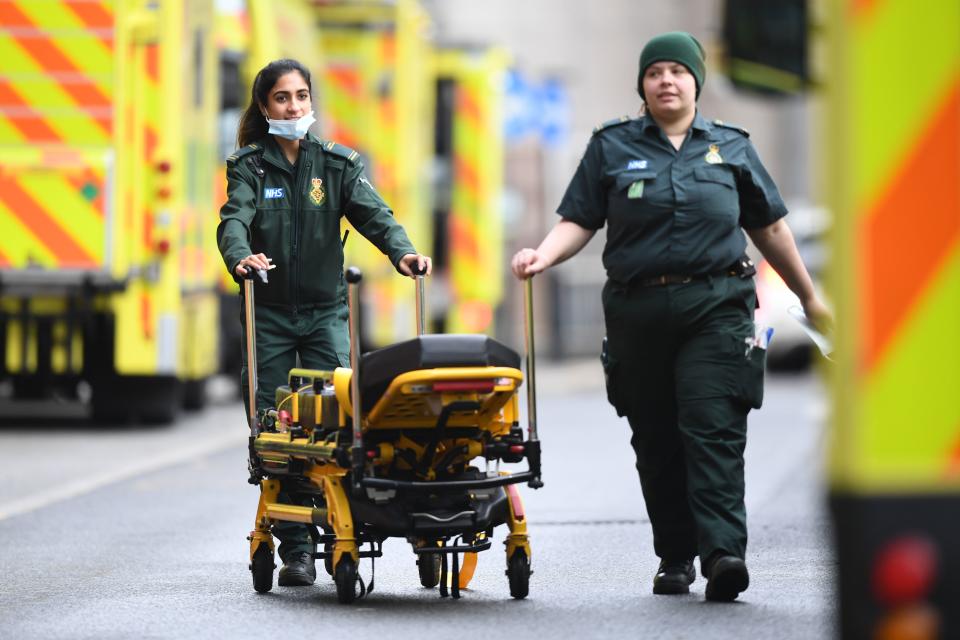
(266, 111, 316, 140)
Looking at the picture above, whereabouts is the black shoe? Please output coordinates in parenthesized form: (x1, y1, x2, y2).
(278, 551, 317, 586)
(704, 553, 749, 602)
(652, 558, 696, 595)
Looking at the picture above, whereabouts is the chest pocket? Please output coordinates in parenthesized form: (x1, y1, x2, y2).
(693, 164, 738, 217)
(614, 169, 657, 192)
(693, 165, 736, 189)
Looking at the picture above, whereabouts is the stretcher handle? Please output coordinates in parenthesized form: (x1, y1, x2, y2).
(412, 263, 427, 336)
(242, 267, 269, 434)
(523, 276, 538, 443)
(345, 266, 365, 494)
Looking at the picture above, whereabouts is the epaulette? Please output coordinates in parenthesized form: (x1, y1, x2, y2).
(592, 115, 633, 135)
(711, 119, 750, 138)
(322, 141, 361, 163)
(225, 143, 262, 166)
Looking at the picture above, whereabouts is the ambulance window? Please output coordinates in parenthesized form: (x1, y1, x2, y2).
(220, 53, 243, 110)
(218, 51, 244, 160)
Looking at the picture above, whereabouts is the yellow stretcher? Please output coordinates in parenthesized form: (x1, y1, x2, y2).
(243, 266, 543, 603)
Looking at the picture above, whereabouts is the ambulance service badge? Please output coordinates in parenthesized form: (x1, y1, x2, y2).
(310, 177, 325, 205)
(704, 144, 723, 164)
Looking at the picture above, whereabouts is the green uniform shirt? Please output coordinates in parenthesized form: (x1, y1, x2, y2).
(217, 134, 416, 309)
(557, 112, 787, 284)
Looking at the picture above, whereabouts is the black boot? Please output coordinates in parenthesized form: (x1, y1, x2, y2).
(703, 553, 749, 602)
(278, 551, 317, 586)
(652, 558, 696, 595)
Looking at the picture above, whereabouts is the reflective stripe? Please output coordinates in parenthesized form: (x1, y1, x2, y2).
(831, 0, 960, 490)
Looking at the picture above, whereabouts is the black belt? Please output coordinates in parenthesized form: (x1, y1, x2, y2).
(628, 257, 756, 288)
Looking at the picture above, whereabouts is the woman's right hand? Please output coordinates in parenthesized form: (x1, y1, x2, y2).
(511, 248, 550, 280)
(235, 253, 273, 277)
(801, 294, 834, 335)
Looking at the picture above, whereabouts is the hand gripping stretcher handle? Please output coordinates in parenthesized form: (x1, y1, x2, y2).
(345, 266, 365, 495)
(412, 262, 427, 336)
(242, 267, 270, 435)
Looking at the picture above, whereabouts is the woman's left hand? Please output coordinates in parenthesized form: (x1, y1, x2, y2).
(398, 253, 433, 278)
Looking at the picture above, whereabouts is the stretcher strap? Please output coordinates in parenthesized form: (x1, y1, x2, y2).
(439, 553, 448, 598)
(451, 552, 461, 599)
(437, 539, 462, 600)
(358, 554, 375, 599)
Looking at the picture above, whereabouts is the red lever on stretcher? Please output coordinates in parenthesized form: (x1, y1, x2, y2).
(432, 380, 495, 393)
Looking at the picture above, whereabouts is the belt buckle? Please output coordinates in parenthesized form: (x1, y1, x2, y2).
(656, 275, 668, 286)
(680, 276, 692, 284)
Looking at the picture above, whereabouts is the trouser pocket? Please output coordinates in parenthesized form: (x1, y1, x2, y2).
(600, 336, 624, 416)
(738, 343, 766, 409)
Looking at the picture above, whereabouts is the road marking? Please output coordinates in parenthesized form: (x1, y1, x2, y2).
(0, 428, 246, 522)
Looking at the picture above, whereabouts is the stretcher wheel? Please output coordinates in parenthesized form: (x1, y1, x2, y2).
(323, 542, 334, 577)
(250, 544, 275, 593)
(506, 549, 530, 599)
(417, 552, 441, 588)
(334, 557, 358, 604)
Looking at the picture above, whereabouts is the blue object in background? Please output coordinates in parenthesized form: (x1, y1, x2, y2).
(537, 77, 570, 147)
(504, 69, 569, 147)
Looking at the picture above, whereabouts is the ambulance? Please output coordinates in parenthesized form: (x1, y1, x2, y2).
(0, 0, 220, 423)
(724, 0, 959, 635)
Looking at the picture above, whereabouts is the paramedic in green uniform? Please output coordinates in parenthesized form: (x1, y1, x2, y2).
(511, 33, 829, 602)
(217, 59, 431, 587)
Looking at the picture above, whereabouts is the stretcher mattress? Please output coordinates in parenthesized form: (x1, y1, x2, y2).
(359, 334, 521, 411)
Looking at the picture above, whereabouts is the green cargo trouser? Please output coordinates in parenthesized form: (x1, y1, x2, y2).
(601, 275, 765, 564)
(240, 299, 350, 562)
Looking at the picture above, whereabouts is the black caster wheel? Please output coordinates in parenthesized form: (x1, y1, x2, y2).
(324, 542, 334, 578)
(334, 556, 358, 604)
(417, 552, 441, 588)
(506, 549, 531, 599)
(250, 544, 275, 593)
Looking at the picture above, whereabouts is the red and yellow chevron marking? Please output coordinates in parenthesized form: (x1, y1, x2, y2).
(324, 65, 363, 149)
(0, 159, 106, 268)
(830, 0, 960, 491)
(443, 52, 506, 334)
(0, 1, 114, 145)
(0, 1, 116, 269)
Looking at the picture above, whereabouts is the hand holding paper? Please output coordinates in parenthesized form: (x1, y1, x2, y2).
(788, 305, 833, 360)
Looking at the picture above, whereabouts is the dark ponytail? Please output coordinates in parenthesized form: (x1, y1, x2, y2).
(236, 58, 313, 148)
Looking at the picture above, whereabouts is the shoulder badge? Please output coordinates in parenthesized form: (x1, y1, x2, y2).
(323, 141, 360, 163)
(592, 115, 632, 135)
(711, 119, 750, 138)
(226, 142, 261, 166)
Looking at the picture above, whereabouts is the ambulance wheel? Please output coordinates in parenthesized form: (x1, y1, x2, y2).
(417, 552, 441, 588)
(506, 549, 530, 599)
(334, 557, 358, 604)
(182, 378, 208, 411)
(250, 544, 275, 593)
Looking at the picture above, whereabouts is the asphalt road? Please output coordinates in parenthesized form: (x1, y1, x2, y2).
(0, 368, 833, 639)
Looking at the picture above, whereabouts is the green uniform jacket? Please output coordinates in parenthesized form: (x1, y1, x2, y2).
(217, 134, 416, 309)
(558, 112, 787, 284)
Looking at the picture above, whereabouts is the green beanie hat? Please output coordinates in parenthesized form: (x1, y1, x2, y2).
(637, 31, 706, 100)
